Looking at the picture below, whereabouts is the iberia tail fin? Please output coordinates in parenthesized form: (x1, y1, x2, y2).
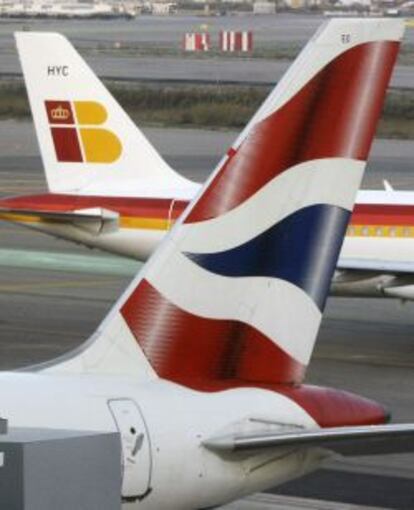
(40, 19, 403, 384)
(15, 32, 197, 199)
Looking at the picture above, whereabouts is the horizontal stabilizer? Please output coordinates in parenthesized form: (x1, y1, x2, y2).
(204, 423, 414, 456)
(0, 206, 119, 234)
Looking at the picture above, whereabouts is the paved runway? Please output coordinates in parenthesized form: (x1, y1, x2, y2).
(0, 15, 412, 87)
(0, 119, 413, 189)
(0, 123, 414, 508)
(0, 41, 411, 89)
(0, 14, 322, 46)
(0, 14, 413, 47)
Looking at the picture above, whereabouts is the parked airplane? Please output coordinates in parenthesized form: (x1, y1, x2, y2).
(0, 19, 414, 509)
(335, 187, 414, 299)
(0, 30, 198, 260)
(1, 30, 414, 300)
(0, 33, 414, 299)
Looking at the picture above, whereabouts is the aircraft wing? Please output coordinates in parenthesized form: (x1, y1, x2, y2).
(204, 423, 414, 456)
(338, 258, 414, 275)
(0, 206, 119, 234)
(334, 258, 414, 300)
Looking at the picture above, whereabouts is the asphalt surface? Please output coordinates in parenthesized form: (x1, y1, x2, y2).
(0, 15, 412, 87)
(0, 13, 411, 47)
(0, 14, 322, 46)
(224, 493, 391, 509)
(0, 119, 412, 189)
(0, 122, 414, 508)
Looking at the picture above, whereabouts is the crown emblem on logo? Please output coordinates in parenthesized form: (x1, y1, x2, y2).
(51, 105, 71, 121)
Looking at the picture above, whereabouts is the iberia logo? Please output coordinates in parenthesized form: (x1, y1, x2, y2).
(45, 100, 122, 164)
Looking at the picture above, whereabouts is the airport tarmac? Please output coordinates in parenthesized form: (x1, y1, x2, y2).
(0, 42, 411, 89)
(224, 493, 394, 509)
(0, 14, 323, 46)
(0, 13, 412, 47)
(0, 15, 412, 88)
(0, 121, 414, 508)
(0, 119, 412, 190)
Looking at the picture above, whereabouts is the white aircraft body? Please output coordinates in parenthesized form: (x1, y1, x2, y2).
(335, 188, 414, 299)
(1, 19, 414, 509)
(1, 29, 414, 299)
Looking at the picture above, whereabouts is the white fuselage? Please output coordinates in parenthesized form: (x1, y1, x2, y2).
(344, 189, 414, 263)
(5, 188, 414, 301)
(10, 188, 414, 264)
(0, 372, 324, 509)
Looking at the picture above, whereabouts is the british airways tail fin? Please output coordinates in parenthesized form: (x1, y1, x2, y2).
(40, 19, 403, 383)
(15, 32, 196, 199)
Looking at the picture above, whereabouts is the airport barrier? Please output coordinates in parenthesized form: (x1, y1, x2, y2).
(183, 32, 211, 52)
(219, 31, 254, 52)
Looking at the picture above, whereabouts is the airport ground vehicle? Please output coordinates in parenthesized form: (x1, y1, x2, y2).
(0, 19, 414, 510)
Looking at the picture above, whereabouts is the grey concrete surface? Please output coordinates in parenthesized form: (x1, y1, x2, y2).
(0, 124, 414, 508)
(223, 493, 389, 509)
(0, 43, 411, 89)
(0, 14, 411, 47)
(0, 15, 412, 87)
(0, 14, 322, 47)
(0, 120, 413, 190)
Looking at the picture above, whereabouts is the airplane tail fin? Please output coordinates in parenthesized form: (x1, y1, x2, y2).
(15, 32, 196, 198)
(42, 19, 403, 384)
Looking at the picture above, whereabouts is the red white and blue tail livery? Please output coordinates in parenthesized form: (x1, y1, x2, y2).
(51, 19, 401, 388)
(0, 20, 413, 510)
(4, 27, 414, 308)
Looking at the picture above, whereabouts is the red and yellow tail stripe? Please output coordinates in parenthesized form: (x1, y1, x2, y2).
(348, 204, 414, 238)
(0, 194, 188, 231)
(2, 195, 414, 237)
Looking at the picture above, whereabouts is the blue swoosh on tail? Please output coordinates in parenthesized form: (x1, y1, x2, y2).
(185, 204, 350, 310)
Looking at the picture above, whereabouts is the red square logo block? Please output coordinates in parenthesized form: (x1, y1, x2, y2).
(51, 127, 83, 163)
(45, 100, 75, 125)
